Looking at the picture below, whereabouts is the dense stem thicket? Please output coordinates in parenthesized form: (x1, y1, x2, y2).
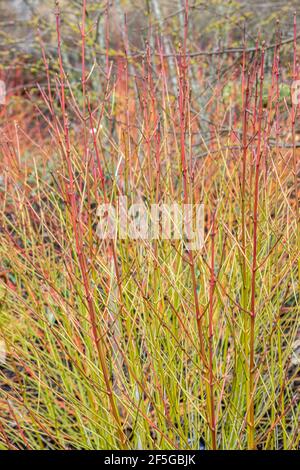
(0, 1, 299, 450)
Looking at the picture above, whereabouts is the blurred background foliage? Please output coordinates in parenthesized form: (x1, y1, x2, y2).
(1, 0, 299, 154)
(1, 0, 300, 87)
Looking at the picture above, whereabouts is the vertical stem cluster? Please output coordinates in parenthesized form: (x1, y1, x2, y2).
(292, 13, 300, 288)
(248, 44, 265, 450)
(178, 0, 217, 448)
(54, 0, 126, 449)
(208, 211, 217, 450)
(178, 0, 205, 366)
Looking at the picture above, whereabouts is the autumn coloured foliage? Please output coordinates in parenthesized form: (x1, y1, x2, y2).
(0, 1, 299, 450)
